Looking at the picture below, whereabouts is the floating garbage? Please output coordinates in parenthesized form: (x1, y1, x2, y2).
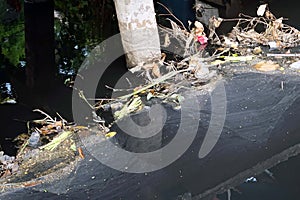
(0, 151, 18, 178)
(290, 60, 300, 70)
(28, 132, 40, 148)
(245, 176, 258, 183)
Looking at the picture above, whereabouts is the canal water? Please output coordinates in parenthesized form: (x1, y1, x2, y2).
(1, 1, 300, 199)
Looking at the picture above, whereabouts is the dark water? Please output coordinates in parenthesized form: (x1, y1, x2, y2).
(268, 0, 300, 29)
(1, 71, 300, 200)
(0, 0, 117, 150)
(1, 1, 300, 199)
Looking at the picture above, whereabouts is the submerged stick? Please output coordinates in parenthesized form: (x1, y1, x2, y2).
(118, 69, 190, 100)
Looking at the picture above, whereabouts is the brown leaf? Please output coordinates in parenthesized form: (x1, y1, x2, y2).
(265, 10, 276, 20)
(1, 169, 11, 178)
(78, 147, 85, 159)
(252, 61, 280, 72)
(152, 63, 161, 78)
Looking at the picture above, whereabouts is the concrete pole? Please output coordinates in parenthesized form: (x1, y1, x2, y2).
(114, 0, 161, 68)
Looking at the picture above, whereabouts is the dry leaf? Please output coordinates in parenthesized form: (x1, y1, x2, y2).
(152, 63, 161, 78)
(0, 169, 11, 178)
(253, 46, 262, 55)
(265, 10, 276, 20)
(273, 17, 283, 29)
(78, 147, 85, 159)
(105, 131, 117, 138)
(74, 125, 88, 130)
(252, 61, 280, 71)
(194, 21, 205, 37)
(213, 17, 223, 28)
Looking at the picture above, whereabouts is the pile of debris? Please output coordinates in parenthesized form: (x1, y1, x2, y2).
(0, 109, 86, 187)
(209, 4, 300, 50)
(78, 4, 300, 129)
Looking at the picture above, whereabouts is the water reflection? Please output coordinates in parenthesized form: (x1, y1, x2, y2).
(0, 0, 117, 75)
(0, 82, 16, 104)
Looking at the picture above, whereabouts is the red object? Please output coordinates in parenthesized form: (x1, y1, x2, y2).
(197, 35, 208, 45)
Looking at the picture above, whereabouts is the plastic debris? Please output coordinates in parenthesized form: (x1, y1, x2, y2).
(105, 132, 117, 139)
(257, 4, 267, 16)
(245, 176, 258, 183)
(0, 151, 18, 178)
(28, 131, 40, 148)
(290, 60, 300, 70)
(268, 41, 278, 50)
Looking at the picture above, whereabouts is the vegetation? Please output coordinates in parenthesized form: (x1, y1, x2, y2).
(0, 1, 24, 67)
(54, 0, 117, 73)
(0, 0, 117, 73)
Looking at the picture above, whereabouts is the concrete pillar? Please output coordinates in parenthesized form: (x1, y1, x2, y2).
(114, 0, 161, 68)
